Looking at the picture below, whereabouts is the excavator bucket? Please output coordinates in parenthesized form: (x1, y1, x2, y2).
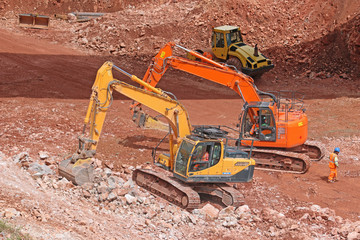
(19, 14, 50, 29)
(132, 110, 168, 132)
(58, 157, 94, 185)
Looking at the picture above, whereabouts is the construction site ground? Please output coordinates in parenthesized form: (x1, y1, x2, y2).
(0, 1, 360, 239)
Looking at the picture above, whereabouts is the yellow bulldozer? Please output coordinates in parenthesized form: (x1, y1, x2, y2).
(189, 25, 274, 77)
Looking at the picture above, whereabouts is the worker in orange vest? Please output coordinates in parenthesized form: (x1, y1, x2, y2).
(250, 116, 259, 136)
(328, 147, 340, 183)
(202, 150, 209, 162)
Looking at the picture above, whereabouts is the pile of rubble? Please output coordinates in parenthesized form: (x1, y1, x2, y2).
(1, 150, 359, 239)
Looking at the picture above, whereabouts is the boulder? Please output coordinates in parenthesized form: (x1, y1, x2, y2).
(125, 194, 136, 205)
(4, 208, 19, 219)
(28, 162, 54, 179)
(310, 204, 321, 212)
(235, 205, 251, 219)
(218, 206, 235, 219)
(347, 232, 359, 240)
(107, 192, 117, 202)
(13, 152, 29, 163)
(199, 203, 219, 220)
(38, 151, 49, 160)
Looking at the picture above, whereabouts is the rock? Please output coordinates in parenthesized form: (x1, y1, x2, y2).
(355, 224, 360, 233)
(38, 151, 49, 160)
(123, 179, 134, 189)
(199, 203, 219, 220)
(13, 152, 29, 163)
(290, 224, 299, 230)
(276, 219, 288, 229)
(94, 158, 102, 168)
(79, 37, 89, 45)
(347, 232, 359, 240)
(0, 151, 5, 161)
(340, 224, 352, 237)
(222, 216, 238, 228)
(310, 204, 321, 212)
(331, 228, 339, 236)
(125, 194, 136, 204)
(67, 13, 76, 21)
(188, 214, 197, 224)
(104, 162, 114, 169)
(235, 205, 251, 219)
(107, 176, 117, 190)
(116, 188, 129, 196)
(319, 207, 335, 220)
(218, 206, 235, 219)
(99, 192, 109, 202)
(83, 190, 91, 198)
(104, 168, 112, 177)
(97, 181, 109, 194)
(107, 192, 117, 202)
(57, 177, 74, 190)
(4, 208, 19, 219)
(28, 162, 54, 179)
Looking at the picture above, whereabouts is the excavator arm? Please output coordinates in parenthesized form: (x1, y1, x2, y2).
(142, 42, 272, 104)
(59, 61, 192, 185)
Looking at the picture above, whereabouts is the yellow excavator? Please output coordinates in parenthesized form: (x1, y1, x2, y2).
(59, 61, 255, 209)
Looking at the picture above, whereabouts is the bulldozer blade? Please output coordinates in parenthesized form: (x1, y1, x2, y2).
(19, 14, 50, 29)
(58, 157, 94, 185)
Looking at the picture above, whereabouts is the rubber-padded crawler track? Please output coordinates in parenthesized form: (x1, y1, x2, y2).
(133, 169, 201, 210)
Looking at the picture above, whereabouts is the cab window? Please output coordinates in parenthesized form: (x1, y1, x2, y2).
(174, 140, 194, 176)
(189, 142, 221, 172)
(215, 32, 224, 48)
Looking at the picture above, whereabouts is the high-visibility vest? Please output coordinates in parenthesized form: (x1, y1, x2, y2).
(329, 153, 338, 168)
(250, 123, 259, 135)
(202, 152, 209, 161)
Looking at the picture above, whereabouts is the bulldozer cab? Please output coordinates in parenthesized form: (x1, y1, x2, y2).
(241, 103, 277, 142)
(211, 26, 242, 60)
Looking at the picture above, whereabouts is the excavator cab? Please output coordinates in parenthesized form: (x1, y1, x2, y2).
(173, 127, 255, 183)
(241, 102, 277, 142)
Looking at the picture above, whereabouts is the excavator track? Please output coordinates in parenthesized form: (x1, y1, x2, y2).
(276, 141, 325, 161)
(192, 183, 244, 207)
(133, 169, 201, 210)
(133, 169, 245, 209)
(244, 149, 311, 174)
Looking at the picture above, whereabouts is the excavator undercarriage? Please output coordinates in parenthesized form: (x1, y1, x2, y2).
(133, 169, 244, 210)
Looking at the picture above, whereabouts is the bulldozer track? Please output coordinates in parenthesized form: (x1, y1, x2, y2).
(133, 169, 201, 210)
(244, 148, 311, 174)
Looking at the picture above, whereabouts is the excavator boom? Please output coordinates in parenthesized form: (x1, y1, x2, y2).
(59, 61, 192, 185)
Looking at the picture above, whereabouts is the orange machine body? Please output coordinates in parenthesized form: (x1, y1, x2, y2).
(141, 42, 308, 150)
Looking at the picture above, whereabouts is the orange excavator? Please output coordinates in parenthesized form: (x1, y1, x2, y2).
(131, 42, 324, 173)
